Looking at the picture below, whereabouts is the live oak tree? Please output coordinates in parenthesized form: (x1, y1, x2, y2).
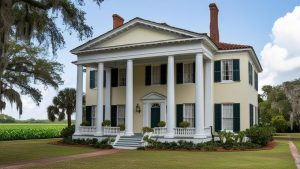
(0, 0, 103, 115)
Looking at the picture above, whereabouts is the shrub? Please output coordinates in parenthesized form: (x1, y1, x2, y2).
(118, 124, 125, 131)
(80, 121, 90, 126)
(102, 120, 111, 127)
(157, 121, 166, 127)
(61, 125, 75, 139)
(179, 121, 190, 128)
(271, 115, 289, 132)
(245, 125, 274, 146)
(142, 127, 154, 134)
(218, 131, 234, 144)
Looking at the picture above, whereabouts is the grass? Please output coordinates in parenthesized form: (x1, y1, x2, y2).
(27, 140, 295, 169)
(0, 123, 67, 129)
(274, 133, 300, 140)
(0, 138, 96, 165)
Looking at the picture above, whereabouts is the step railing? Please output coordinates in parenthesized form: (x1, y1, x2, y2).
(103, 126, 121, 136)
(79, 126, 96, 135)
(174, 127, 195, 137)
(153, 127, 167, 136)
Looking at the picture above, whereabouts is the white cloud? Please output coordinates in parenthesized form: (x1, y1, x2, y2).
(260, 6, 300, 91)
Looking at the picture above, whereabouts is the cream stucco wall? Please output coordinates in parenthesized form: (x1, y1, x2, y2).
(93, 25, 185, 48)
(214, 51, 258, 131)
(85, 51, 259, 133)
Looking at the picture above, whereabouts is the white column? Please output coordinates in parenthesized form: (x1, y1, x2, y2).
(160, 102, 166, 122)
(195, 53, 206, 138)
(105, 68, 111, 120)
(95, 63, 104, 136)
(75, 65, 83, 135)
(205, 60, 213, 128)
(165, 56, 175, 138)
(143, 103, 149, 127)
(125, 59, 134, 136)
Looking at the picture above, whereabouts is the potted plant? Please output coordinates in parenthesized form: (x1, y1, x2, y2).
(157, 121, 166, 127)
(179, 121, 190, 128)
(80, 120, 91, 126)
(102, 120, 111, 127)
(142, 127, 154, 134)
(118, 124, 125, 131)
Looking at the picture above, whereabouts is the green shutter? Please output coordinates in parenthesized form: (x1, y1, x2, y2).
(103, 105, 105, 120)
(214, 61, 221, 82)
(233, 59, 240, 81)
(255, 72, 258, 91)
(111, 105, 117, 127)
(233, 103, 240, 132)
(85, 106, 92, 126)
(214, 104, 222, 132)
(145, 66, 151, 86)
(248, 62, 253, 85)
(192, 62, 195, 83)
(103, 70, 106, 88)
(111, 68, 118, 87)
(250, 104, 253, 127)
(176, 104, 183, 127)
(160, 64, 167, 84)
(90, 70, 96, 89)
(176, 63, 183, 84)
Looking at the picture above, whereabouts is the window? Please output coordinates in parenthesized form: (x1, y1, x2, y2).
(91, 106, 96, 126)
(117, 105, 125, 125)
(183, 63, 194, 83)
(222, 60, 233, 81)
(222, 104, 233, 131)
(183, 104, 195, 127)
(152, 65, 161, 85)
(118, 68, 126, 86)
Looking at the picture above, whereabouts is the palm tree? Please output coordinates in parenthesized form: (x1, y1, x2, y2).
(47, 88, 76, 127)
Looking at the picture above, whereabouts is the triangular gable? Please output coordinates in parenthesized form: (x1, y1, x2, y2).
(71, 17, 203, 54)
(141, 92, 166, 100)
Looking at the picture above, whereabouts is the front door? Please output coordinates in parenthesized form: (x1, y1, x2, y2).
(151, 104, 160, 128)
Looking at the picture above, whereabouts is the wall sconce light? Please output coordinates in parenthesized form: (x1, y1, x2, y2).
(136, 104, 141, 113)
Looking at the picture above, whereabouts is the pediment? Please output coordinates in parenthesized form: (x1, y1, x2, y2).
(141, 92, 166, 100)
(71, 18, 202, 54)
(91, 24, 189, 48)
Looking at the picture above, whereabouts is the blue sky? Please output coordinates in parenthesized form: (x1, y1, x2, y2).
(4, 0, 300, 119)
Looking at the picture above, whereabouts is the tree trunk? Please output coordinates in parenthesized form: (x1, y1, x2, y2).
(67, 113, 72, 127)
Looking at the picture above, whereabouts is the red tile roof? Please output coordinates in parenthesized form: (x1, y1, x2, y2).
(215, 42, 252, 50)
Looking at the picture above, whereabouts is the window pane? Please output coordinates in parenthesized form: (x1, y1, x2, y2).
(222, 104, 233, 130)
(222, 60, 233, 81)
(152, 66, 161, 84)
(117, 105, 125, 125)
(118, 69, 126, 86)
(184, 63, 193, 83)
(183, 104, 195, 127)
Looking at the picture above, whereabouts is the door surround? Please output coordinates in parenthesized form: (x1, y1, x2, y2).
(141, 92, 167, 127)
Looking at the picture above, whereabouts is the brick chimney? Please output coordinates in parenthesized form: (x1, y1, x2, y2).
(112, 14, 124, 29)
(209, 3, 219, 43)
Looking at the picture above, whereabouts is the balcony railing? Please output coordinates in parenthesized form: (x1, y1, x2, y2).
(174, 128, 195, 137)
(103, 126, 121, 136)
(79, 126, 96, 135)
(153, 127, 167, 136)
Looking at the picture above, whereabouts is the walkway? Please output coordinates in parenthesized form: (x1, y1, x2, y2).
(0, 149, 122, 169)
(289, 139, 300, 169)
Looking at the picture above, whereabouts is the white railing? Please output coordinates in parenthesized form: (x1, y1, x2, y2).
(153, 127, 167, 136)
(103, 126, 121, 136)
(174, 128, 195, 137)
(79, 126, 96, 135)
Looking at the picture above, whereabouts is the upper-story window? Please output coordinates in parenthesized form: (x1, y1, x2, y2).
(118, 68, 126, 86)
(214, 59, 240, 83)
(152, 65, 161, 85)
(248, 62, 253, 85)
(222, 60, 233, 81)
(183, 63, 194, 83)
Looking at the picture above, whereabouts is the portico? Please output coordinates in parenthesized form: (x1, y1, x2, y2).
(74, 47, 214, 139)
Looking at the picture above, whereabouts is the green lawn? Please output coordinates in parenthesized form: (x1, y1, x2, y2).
(27, 140, 295, 169)
(274, 133, 300, 140)
(0, 139, 96, 165)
